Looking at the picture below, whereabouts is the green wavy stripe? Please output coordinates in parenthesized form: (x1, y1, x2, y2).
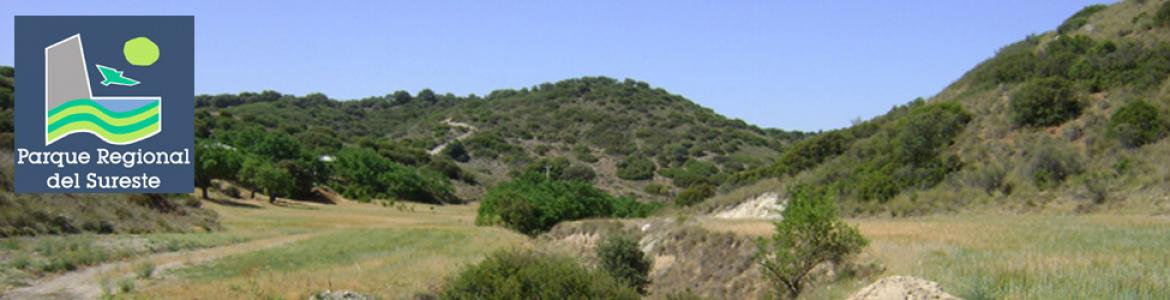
(46, 105, 160, 126)
(47, 113, 159, 134)
(48, 98, 160, 119)
(46, 121, 160, 144)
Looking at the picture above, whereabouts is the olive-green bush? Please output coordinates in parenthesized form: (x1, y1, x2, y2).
(597, 234, 653, 294)
(1010, 77, 1083, 128)
(441, 249, 639, 300)
(475, 173, 657, 236)
(1109, 100, 1168, 148)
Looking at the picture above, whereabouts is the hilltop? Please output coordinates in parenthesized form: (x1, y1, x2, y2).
(195, 77, 808, 202)
(718, 0, 1170, 216)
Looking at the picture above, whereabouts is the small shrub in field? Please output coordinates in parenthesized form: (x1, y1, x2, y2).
(1109, 100, 1168, 148)
(118, 278, 135, 293)
(1010, 77, 1083, 128)
(597, 234, 653, 294)
(757, 187, 867, 299)
(135, 261, 155, 279)
(675, 184, 714, 207)
(440, 249, 639, 300)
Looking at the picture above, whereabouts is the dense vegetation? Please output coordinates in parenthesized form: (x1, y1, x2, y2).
(475, 172, 658, 236)
(1109, 100, 1168, 148)
(769, 101, 971, 209)
(440, 249, 640, 300)
(195, 77, 808, 203)
(723, 2, 1170, 216)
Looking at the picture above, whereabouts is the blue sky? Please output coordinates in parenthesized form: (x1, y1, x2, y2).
(1, 0, 1109, 131)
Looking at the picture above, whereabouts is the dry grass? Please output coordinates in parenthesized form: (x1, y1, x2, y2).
(702, 213, 1170, 299)
(117, 195, 529, 299)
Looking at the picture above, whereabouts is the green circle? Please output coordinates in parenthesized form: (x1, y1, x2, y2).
(123, 37, 160, 66)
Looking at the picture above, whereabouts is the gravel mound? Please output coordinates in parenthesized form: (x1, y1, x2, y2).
(847, 276, 960, 300)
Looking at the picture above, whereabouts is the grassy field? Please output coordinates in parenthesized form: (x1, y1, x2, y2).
(704, 213, 1170, 299)
(0, 231, 253, 292)
(118, 197, 529, 299)
(6, 191, 1169, 299)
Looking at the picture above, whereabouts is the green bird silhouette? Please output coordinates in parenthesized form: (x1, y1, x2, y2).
(96, 64, 140, 87)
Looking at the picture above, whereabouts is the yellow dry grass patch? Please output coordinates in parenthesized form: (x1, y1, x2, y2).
(115, 196, 529, 299)
(702, 213, 1170, 299)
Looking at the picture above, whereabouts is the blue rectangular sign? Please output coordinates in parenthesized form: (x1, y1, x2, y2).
(14, 16, 194, 193)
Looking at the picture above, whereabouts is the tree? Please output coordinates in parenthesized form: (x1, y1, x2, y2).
(330, 147, 455, 203)
(391, 90, 413, 105)
(253, 161, 294, 203)
(597, 234, 653, 294)
(194, 140, 242, 199)
(757, 186, 867, 299)
(239, 156, 292, 203)
(418, 88, 437, 103)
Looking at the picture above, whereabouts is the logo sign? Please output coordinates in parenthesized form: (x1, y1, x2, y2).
(14, 17, 194, 193)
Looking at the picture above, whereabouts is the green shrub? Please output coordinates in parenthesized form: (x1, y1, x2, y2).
(1109, 100, 1168, 148)
(675, 184, 714, 207)
(476, 173, 656, 236)
(805, 101, 970, 204)
(616, 156, 656, 181)
(562, 164, 597, 182)
(597, 234, 653, 294)
(441, 249, 639, 300)
(135, 261, 155, 279)
(522, 157, 595, 182)
(573, 145, 599, 163)
(1010, 77, 1083, 127)
(769, 131, 851, 176)
(442, 140, 470, 162)
(665, 160, 720, 188)
(643, 183, 670, 196)
(757, 186, 868, 299)
(1025, 141, 1083, 190)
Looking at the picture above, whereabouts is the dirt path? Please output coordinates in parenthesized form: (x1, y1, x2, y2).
(1, 232, 319, 300)
(428, 118, 478, 155)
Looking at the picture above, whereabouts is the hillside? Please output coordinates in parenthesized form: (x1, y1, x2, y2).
(196, 77, 808, 202)
(724, 0, 1170, 216)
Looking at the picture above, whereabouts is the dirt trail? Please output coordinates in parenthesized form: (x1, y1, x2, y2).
(428, 118, 478, 155)
(1, 232, 319, 300)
